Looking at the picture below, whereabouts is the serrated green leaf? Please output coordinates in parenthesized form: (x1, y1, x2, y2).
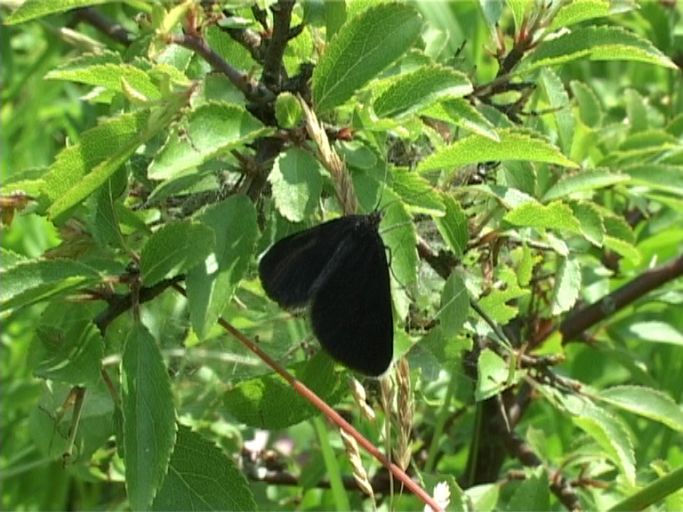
(569, 201, 604, 246)
(478, 267, 529, 324)
(596, 386, 683, 433)
(46, 53, 161, 101)
(152, 425, 256, 511)
(0, 259, 101, 312)
(439, 98, 499, 140)
(140, 221, 215, 286)
(506, 0, 533, 31)
(570, 81, 603, 127)
(121, 323, 177, 511)
(5, 0, 112, 24)
(390, 168, 445, 216)
(563, 395, 636, 487)
(623, 165, 683, 197)
(539, 68, 574, 155)
(504, 200, 581, 232)
(466, 483, 500, 512)
(522, 26, 677, 73)
(551, 257, 581, 315)
(382, 200, 418, 319)
(373, 65, 472, 118)
(549, 0, 610, 30)
(625, 89, 649, 133)
(435, 194, 468, 258)
(312, 4, 422, 111)
(543, 170, 629, 201)
(223, 352, 344, 429)
(418, 129, 577, 175)
(439, 273, 469, 338)
(148, 103, 267, 180)
(0, 248, 29, 270)
(268, 148, 323, 222)
(186, 196, 258, 339)
(42, 110, 150, 217)
(48, 90, 191, 221)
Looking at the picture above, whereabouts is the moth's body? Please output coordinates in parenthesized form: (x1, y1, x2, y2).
(259, 212, 393, 376)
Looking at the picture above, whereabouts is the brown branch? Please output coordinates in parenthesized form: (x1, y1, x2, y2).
(171, 283, 443, 512)
(553, 253, 683, 344)
(261, 0, 296, 90)
(74, 7, 132, 46)
(170, 33, 275, 105)
(93, 275, 183, 334)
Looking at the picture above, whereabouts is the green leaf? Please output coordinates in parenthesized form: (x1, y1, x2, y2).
(568, 201, 604, 246)
(596, 386, 683, 433)
(223, 352, 344, 429)
(46, 53, 162, 102)
(521, 26, 677, 73)
(268, 148, 323, 222)
(42, 110, 150, 218)
(390, 168, 445, 216)
(625, 89, 649, 133)
(382, 199, 418, 319)
(538, 68, 574, 154)
(418, 129, 577, 175)
(543, 170, 629, 201)
(435, 194, 469, 258)
(548, 0, 610, 30)
(152, 425, 256, 511)
(121, 323, 177, 510)
(48, 90, 191, 221)
(623, 165, 683, 197)
(33, 302, 103, 387)
(373, 65, 472, 118)
(504, 200, 581, 232)
(466, 483, 499, 512)
(563, 395, 636, 487)
(551, 257, 581, 315)
(439, 98, 499, 140)
(5, 0, 112, 24)
(140, 221, 215, 286)
(506, 0, 532, 31)
(478, 267, 529, 324)
(312, 3, 423, 111)
(275, 91, 303, 128)
(0, 259, 101, 312)
(439, 273, 469, 338)
(148, 103, 268, 180)
(570, 81, 603, 127)
(507, 469, 550, 511)
(186, 196, 258, 339)
(476, 348, 519, 401)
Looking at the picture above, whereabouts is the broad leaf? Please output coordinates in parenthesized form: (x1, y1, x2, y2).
(6, 0, 112, 24)
(551, 257, 581, 315)
(268, 148, 323, 222)
(548, 0, 610, 30)
(435, 194, 469, 258)
(522, 26, 677, 73)
(148, 103, 268, 180)
(504, 200, 581, 233)
(186, 196, 258, 339)
(121, 323, 177, 510)
(596, 386, 683, 433)
(312, 4, 422, 111)
(140, 221, 215, 286)
(373, 65, 472, 118)
(390, 168, 445, 216)
(439, 273, 469, 338)
(223, 353, 344, 429)
(152, 425, 256, 511)
(543, 170, 629, 201)
(418, 129, 577, 176)
(0, 259, 101, 312)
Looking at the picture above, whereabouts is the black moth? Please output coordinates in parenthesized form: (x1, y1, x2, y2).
(258, 211, 393, 376)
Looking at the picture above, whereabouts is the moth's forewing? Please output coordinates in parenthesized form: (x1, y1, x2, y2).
(310, 218, 393, 376)
(258, 216, 358, 309)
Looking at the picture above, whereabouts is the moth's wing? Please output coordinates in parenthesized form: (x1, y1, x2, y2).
(259, 217, 357, 309)
(310, 229, 393, 376)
